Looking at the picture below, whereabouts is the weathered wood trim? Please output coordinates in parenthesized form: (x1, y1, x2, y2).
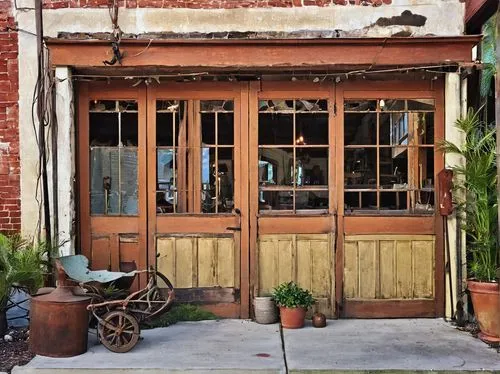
(344, 216, 435, 234)
(47, 37, 479, 69)
(258, 215, 336, 234)
(343, 299, 436, 318)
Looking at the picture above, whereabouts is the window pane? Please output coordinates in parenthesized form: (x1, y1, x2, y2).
(381, 99, 405, 111)
(380, 147, 408, 189)
(90, 100, 116, 112)
(218, 113, 234, 145)
(295, 99, 328, 112)
(344, 113, 376, 145)
(259, 148, 294, 186)
(412, 112, 434, 145)
(296, 190, 328, 210)
(156, 100, 186, 147)
(259, 190, 294, 211)
(259, 113, 294, 145)
(408, 99, 435, 111)
(296, 113, 328, 145)
(259, 99, 294, 112)
(201, 147, 216, 213)
(90, 148, 120, 215)
(296, 148, 328, 187)
(416, 147, 434, 189)
(380, 191, 407, 211)
(90, 113, 118, 146)
(157, 149, 176, 214)
(218, 148, 234, 213)
(344, 148, 376, 189)
(344, 191, 377, 212)
(344, 100, 376, 112)
(201, 100, 233, 112)
(414, 190, 434, 213)
(379, 112, 409, 146)
(201, 113, 216, 145)
(121, 148, 138, 215)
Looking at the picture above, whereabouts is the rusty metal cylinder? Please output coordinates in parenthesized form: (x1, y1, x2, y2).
(30, 286, 90, 357)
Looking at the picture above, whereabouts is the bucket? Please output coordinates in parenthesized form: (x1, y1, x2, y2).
(253, 296, 278, 324)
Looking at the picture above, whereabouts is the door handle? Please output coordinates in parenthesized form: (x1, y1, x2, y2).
(226, 226, 241, 231)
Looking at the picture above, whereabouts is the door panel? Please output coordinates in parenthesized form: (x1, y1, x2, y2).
(343, 234, 435, 317)
(249, 82, 337, 318)
(257, 233, 333, 316)
(157, 235, 238, 289)
(79, 83, 147, 290)
(147, 83, 246, 318)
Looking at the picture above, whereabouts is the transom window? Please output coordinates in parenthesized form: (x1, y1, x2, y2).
(344, 99, 435, 214)
(258, 99, 329, 213)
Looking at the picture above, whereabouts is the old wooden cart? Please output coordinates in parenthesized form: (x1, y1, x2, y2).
(59, 255, 175, 353)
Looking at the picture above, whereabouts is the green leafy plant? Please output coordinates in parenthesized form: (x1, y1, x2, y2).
(271, 281, 314, 309)
(438, 109, 498, 282)
(142, 303, 217, 329)
(480, 14, 497, 99)
(0, 233, 50, 334)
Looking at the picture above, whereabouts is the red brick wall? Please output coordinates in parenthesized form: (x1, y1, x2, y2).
(43, 0, 392, 9)
(0, 0, 20, 234)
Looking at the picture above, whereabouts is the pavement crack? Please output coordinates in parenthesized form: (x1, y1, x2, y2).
(279, 323, 289, 374)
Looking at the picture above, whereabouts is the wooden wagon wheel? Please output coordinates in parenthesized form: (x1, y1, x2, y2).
(98, 310, 140, 353)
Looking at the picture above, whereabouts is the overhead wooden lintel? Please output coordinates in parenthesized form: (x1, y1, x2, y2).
(46, 36, 480, 70)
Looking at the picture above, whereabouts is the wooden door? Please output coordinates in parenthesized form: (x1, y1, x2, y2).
(336, 81, 445, 318)
(148, 83, 249, 318)
(249, 82, 337, 317)
(78, 82, 147, 289)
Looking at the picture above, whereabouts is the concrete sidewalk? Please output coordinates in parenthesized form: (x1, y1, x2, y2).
(283, 319, 500, 373)
(12, 319, 500, 374)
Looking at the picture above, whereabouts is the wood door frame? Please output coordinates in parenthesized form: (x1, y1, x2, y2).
(78, 81, 148, 285)
(146, 82, 250, 318)
(248, 81, 337, 313)
(335, 79, 445, 318)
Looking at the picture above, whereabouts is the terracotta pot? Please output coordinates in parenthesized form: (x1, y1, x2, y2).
(279, 306, 306, 329)
(468, 280, 500, 343)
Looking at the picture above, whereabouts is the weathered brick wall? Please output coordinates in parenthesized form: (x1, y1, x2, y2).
(43, 0, 392, 9)
(0, 0, 20, 234)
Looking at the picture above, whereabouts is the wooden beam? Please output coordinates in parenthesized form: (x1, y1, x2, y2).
(47, 37, 480, 70)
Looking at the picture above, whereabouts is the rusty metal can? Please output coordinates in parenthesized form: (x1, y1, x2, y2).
(30, 285, 90, 357)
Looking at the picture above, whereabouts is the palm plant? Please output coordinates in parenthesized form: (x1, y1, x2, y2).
(439, 109, 498, 282)
(0, 233, 49, 335)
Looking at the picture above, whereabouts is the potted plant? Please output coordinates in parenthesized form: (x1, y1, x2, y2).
(271, 281, 314, 329)
(439, 109, 499, 343)
(0, 234, 49, 335)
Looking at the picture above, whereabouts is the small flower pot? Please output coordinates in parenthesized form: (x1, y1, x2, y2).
(254, 297, 278, 324)
(279, 306, 306, 329)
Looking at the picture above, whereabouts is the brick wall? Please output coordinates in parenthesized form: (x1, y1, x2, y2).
(43, 0, 392, 9)
(0, 0, 19, 234)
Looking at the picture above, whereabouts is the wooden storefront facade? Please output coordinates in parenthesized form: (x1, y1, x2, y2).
(49, 36, 478, 319)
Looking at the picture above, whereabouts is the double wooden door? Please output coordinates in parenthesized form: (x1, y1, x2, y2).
(79, 82, 248, 317)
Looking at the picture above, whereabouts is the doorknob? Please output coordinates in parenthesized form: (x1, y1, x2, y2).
(234, 208, 241, 215)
